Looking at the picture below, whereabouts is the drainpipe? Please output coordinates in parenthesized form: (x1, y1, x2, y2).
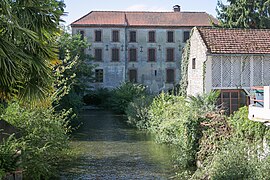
(124, 13, 128, 82)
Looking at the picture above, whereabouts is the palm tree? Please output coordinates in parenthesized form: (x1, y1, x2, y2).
(0, 0, 65, 103)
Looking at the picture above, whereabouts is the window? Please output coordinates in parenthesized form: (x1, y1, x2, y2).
(166, 48, 174, 62)
(167, 31, 174, 42)
(217, 90, 248, 114)
(166, 69, 175, 83)
(112, 30, 119, 42)
(95, 30, 102, 42)
(94, 49, 102, 61)
(183, 31, 190, 42)
(112, 48, 120, 61)
(129, 69, 137, 83)
(148, 31, 155, 42)
(129, 48, 137, 62)
(192, 58, 196, 69)
(129, 31, 136, 42)
(148, 48, 156, 62)
(79, 30, 84, 40)
(95, 69, 103, 83)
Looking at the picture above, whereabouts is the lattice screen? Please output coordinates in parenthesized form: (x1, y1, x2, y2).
(222, 56, 232, 87)
(253, 56, 263, 86)
(241, 56, 250, 87)
(231, 56, 241, 87)
(263, 57, 270, 85)
(212, 56, 221, 87)
(211, 55, 270, 89)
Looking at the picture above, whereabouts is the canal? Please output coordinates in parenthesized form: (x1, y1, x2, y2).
(60, 110, 176, 179)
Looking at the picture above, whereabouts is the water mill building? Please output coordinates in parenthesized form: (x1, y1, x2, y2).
(71, 5, 217, 92)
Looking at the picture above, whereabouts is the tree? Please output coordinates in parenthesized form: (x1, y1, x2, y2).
(217, 0, 270, 28)
(53, 29, 94, 115)
(0, 0, 65, 102)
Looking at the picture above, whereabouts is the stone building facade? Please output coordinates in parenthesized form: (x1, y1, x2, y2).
(187, 27, 270, 114)
(71, 6, 216, 92)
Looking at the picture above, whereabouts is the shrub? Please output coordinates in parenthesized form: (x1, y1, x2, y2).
(0, 135, 23, 178)
(1, 102, 70, 179)
(229, 106, 269, 141)
(83, 88, 112, 107)
(125, 95, 153, 129)
(109, 82, 147, 113)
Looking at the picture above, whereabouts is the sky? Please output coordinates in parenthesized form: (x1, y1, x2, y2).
(62, 0, 227, 25)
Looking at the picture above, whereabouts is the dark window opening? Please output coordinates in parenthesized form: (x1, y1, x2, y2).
(166, 48, 174, 62)
(94, 49, 102, 61)
(95, 30, 102, 42)
(112, 30, 119, 42)
(183, 31, 190, 42)
(166, 69, 175, 83)
(112, 48, 120, 61)
(148, 48, 156, 62)
(155, 70, 157, 76)
(95, 69, 103, 83)
(167, 31, 174, 42)
(129, 48, 137, 62)
(129, 31, 136, 42)
(129, 69, 137, 83)
(217, 89, 249, 114)
(192, 58, 196, 69)
(79, 30, 84, 40)
(148, 31, 155, 42)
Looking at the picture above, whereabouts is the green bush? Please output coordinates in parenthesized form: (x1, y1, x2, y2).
(205, 139, 270, 180)
(0, 135, 23, 178)
(125, 95, 153, 129)
(83, 88, 112, 107)
(1, 102, 70, 179)
(229, 106, 269, 141)
(109, 82, 147, 113)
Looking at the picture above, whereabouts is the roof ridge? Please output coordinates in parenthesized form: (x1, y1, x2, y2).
(90, 10, 208, 13)
(71, 11, 94, 24)
(198, 27, 270, 31)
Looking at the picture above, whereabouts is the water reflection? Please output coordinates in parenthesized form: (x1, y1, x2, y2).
(61, 110, 175, 179)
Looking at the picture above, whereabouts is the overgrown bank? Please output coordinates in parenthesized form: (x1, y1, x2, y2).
(91, 82, 270, 179)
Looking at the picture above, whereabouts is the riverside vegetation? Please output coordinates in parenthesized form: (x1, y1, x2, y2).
(87, 82, 270, 179)
(0, 0, 93, 178)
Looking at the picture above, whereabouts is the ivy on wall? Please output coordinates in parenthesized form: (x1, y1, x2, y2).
(179, 29, 194, 96)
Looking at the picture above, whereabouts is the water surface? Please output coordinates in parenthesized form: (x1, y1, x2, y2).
(61, 110, 176, 179)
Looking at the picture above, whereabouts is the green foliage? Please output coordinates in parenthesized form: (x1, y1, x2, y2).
(83, 88, 112, 107)
(229, 106, 269, 141)
(127, 91, 220, 169)
(206, 139, 270, 180)
(179, 29, 193, 97)
(217, 0, 270, 28)
(54, 29, 94, 119)
(1, 102, 70, 179)
(109, 82, 147, 113)
(57, 29, 94, 94)
(125, 95, 153, 129)
(0, 0, 65, 102)
(0, 136, 23, 176)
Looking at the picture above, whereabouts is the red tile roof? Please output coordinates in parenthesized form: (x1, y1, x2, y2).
(71, 11, 217, 27)
(197, 28, 270, 54)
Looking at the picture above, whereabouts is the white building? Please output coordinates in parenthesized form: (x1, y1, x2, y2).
(187, 27, 270, 114)
(71, 5, 216, 92)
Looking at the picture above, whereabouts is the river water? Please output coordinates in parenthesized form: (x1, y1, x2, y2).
(60, 110, 176, 179)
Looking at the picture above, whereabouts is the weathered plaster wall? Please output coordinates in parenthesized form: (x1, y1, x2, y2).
(72, 27, 191, 92)
(186, 28, 208, 96)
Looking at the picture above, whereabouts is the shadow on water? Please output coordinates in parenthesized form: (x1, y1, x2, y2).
(60, 110, 176, 179)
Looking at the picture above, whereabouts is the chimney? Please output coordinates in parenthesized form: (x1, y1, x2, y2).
(173, 5, 181, 12)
